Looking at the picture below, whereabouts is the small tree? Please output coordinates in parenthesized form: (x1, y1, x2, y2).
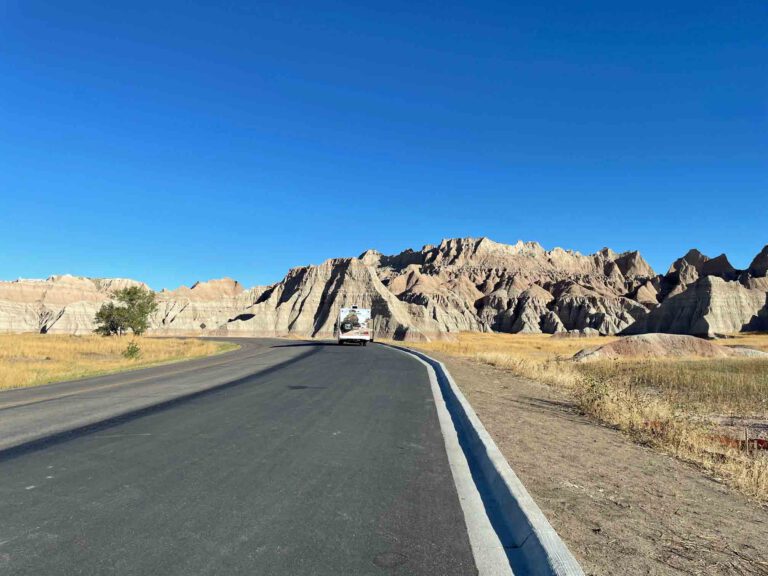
(93, 302, 129, 336)
(115, 286, 158, 336)
(94, 286, 157, 336)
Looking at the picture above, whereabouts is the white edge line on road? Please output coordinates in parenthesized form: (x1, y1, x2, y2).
(389, 346, 514, 576)
(388, 344, 586, 576)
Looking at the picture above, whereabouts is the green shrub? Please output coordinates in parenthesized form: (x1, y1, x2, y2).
(122, 340, 141, 359)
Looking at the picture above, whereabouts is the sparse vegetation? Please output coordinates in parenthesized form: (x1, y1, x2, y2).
(0, 334, 238, 391)
(406, 332, 768, 501)
(122, 340, 142, 359)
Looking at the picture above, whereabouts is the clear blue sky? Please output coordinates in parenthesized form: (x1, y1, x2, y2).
(1, 1, 765, 289)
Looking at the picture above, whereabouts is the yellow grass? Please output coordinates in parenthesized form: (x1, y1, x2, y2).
(581, 358, 768, 416)
(721, 332, 768, 353)
(405, 331, 768, 501)
(415, 331, 619, 361)
(0, 334, 238, 391)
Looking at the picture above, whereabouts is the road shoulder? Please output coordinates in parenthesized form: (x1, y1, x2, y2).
(429, 352, 768, 576)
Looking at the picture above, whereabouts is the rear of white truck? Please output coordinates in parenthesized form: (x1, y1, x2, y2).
(336, 306, 373, 346)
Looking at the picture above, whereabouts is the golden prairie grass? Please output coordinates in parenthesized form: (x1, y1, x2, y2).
(720, 332, 768, 353)
(406, 332, 768, 501)
(581, 359, 768, 416)
(0, 334, 238, 391)
(419, 332, 619, 361)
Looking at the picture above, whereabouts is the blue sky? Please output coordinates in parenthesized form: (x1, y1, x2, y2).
(1, 1, 765, 289)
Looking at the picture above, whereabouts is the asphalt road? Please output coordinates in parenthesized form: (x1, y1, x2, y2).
(0, 340, 477, 575)
(0, 338, 305, 452)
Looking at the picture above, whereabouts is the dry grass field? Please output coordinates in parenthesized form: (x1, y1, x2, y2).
(406, 332, 768, 501)
(722, 332, 768, 353)
(581, 358, 768, 416)
(0, 334, 238, 391)
(413, 332, 619, 360)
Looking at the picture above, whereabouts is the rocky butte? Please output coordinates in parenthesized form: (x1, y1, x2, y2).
(0, 238, 766, 340)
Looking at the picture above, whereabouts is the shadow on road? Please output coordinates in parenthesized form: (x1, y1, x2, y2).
(287, 385, 327, 390)
(271, 342, 339, 348)
(0, 346, 322, 463)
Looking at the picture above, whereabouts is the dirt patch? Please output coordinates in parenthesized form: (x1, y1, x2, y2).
(432, 351, 768, 576)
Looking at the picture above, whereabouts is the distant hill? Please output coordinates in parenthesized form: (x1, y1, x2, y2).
(1, 238, 766, 340)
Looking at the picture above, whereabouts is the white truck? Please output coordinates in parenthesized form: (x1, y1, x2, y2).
(336, 306, 373, 346)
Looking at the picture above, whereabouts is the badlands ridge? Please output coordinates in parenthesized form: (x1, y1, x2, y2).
(1, 238, 766, 340)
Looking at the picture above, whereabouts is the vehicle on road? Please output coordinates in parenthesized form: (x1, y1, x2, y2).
(336, 305, 373, 346)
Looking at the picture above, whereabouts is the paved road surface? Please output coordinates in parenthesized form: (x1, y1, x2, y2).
(0, 340, 477, 575)
(0, 339, 304, 451)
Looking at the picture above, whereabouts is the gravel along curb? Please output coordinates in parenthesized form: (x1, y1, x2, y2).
(387, 344, 585, 576)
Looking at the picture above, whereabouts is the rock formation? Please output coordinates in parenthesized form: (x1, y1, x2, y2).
(573, 334, 768, 362)
(0, 275, 147, 335)
(0, 238, 766, 340)
(624, 245, 768, 337)
(221, 258, 455, 340)
(154, 279, 267, 335)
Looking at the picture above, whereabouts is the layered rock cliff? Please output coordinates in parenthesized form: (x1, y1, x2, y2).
(0, 276, 148, 335)
(625, 246, 768, 337)
(0, 238, 765, 340)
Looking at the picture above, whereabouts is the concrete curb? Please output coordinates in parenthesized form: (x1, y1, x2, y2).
(390, 347, 514, 576)
(389, 345, 585, 576)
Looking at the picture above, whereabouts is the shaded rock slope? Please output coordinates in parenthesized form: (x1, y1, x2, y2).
(624, 246, 768, 337)
(1, 238, 766, 340)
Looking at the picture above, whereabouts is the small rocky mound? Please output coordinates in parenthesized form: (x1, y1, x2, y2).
(573, 334, 768, 362)
(551, 328, 601, 339)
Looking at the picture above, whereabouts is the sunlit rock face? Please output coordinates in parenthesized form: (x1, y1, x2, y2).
(0, 276, 147, 335)
(0, 239, 765, 340)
